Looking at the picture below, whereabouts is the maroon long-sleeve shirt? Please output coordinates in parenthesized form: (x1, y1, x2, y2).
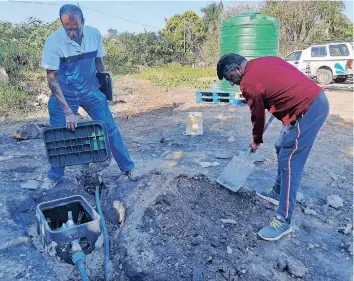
(240, 56, 322, 144)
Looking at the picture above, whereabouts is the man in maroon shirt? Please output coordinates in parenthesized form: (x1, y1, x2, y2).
(217, 53, 329, 241)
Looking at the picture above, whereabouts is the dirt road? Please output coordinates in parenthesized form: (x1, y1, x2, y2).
(0, 78, 352, 280)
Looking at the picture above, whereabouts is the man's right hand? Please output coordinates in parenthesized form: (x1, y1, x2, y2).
(47, 70, 78, 131)
(65, 112, 77, 131)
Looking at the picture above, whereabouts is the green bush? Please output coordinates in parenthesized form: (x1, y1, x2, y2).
(104, 54, 138, 75)
(0, 18, 61, 79)
(0, 44, 39, 79)
(0, 81, 33, 119)
(133, 65, 216, 89)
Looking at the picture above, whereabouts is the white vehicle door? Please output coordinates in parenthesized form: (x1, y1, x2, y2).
(284, 51, 302, 69)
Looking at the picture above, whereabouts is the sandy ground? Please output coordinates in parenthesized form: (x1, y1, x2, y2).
(0, 77, 352, 281)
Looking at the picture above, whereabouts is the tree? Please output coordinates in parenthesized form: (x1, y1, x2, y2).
(261, 0, 352, 55)
(201, 2, 224, 66)
(201, 1, 223, 34)
(310, 1, 353, 42)
(103, 30, 180, 73)
(107, 28, 118, 37)
(163, 10, 205, 63)
(222, 1, 264, 21)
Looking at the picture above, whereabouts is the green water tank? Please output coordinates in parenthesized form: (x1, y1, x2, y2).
(219, 13, 280, 93)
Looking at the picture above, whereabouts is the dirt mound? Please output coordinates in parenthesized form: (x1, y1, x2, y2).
(101, 173, 286, 281)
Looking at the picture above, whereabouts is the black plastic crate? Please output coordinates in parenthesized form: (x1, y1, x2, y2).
(43, 121, 110, 167)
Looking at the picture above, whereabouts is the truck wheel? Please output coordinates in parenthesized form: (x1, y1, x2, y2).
(316, 68, 333, 85)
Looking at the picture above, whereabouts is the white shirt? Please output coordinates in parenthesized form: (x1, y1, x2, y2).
(41, 25, 106, 71)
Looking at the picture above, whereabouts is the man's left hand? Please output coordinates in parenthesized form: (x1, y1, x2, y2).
(250, 140, 261, 153)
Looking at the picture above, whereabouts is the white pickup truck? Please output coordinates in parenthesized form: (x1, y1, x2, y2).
(284, 42, 353, 85)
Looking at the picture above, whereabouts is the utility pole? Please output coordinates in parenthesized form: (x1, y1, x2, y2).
(184, 21, 186, 53)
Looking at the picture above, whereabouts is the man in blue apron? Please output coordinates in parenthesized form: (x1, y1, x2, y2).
(41, 4, 139, 189)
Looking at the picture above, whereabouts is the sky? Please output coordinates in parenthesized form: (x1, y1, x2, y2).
(0, 0, 353, 35)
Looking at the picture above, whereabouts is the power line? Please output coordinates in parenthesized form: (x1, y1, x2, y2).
(9, 0, 161, 30)
(9, 0, 61, 6)
(79, 5, 160, 30)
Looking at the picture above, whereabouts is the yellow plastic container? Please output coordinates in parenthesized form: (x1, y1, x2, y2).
(184, 112, 203, 136)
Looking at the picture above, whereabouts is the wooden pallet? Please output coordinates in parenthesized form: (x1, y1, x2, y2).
(196, 90, 246, 105)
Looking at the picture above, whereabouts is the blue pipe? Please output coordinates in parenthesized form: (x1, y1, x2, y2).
(96, 186, 110, 281)
(72, 251, 90, 281)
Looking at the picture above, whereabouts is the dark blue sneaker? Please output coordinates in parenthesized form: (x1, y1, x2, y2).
(257, 187, 280, 205)
(258, 216, 292, 241)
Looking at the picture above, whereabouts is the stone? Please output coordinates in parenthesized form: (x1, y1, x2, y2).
(221, 267, 236, 279)
(192, 266, 204, 281)
(198, 162, 212, 168)
(227, 246, 233, 255)
(220, 219, 237, 225)
(191, 236, 202, 246)
(0, 116, 5, 122)
(207, 256, 213, 263)
(327, 195, 344, 209)
(343, 224, 352, 235)
(321, 244, 328, 250)
(305, 197, 315, 208)
(213, 151, 233, 159)
(286, 258, 308, 278)
(304, 208, 317, 216)
(296, 192, 305, 203)
(14, 124, 41, 140)
(314, 243, 320, 248)
(278, 254, 308, 278)
(308, 243, 315, 249)
(211, 239, 221, 248)
(227, 136, 235, 143)
(20, 180, 39, 190)
(241, 269, 247, 274)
